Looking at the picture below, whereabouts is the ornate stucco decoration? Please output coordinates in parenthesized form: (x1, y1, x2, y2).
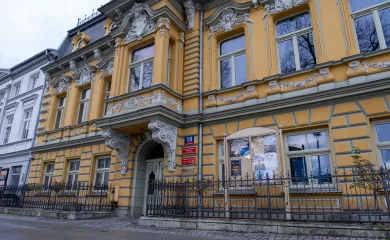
(362, 61, 390, 73)
(183, 0, 195, 30)
(94, 49, 103, 63)
(70, 125, 87, 136)
(123, 3, 156, 44)
(206, 86, 258, 108)
(349, 61, 361, 72)
(209, 8, 252, 39)
(69, 60, 77, 73)
(158, 17, 170, 37)
(97, 53, 115, 80)
(73, 64, 97, 87)
(148, 119, 177, 172)
(252, 0, 259, 8)
(264, 0, 309, 15)
(270, 73, 319, 92)
(217, 86, 255, 105)
(44, 73, 51, 92)
(101, 130, 130, 175)
(106, 90, 168, 115)
(51, 75, 72, 94)
(179, 32, 185, 50)
(114, 37, 121, 56)
(168, 98, 183, 112)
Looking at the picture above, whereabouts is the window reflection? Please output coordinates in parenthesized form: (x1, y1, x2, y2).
(380, 8, 390, 47)
(221, 59, 232, 89)
(221, 35, 246, 55)
(381, 149, 390, 165)
(278, 40, 296, 74)
(311, 155, 331, 183)
(234, 54, 247, 86)
(349, 0, 386, 12)
(354, 14, 380, 53)
(129, 44, 154, 92)
(297, 33, 316, 70)
(277, 12, 312, 37)
(132, 44, 155, 63)
(288, 134, 306, 151)
(376, 123, 390, 142)
(307, 132, 327, 149)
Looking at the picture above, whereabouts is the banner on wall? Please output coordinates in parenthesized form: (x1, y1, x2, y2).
(252, 134, 278, 180)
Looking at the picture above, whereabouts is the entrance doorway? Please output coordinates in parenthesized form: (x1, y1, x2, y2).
(131, 141, 164, 217)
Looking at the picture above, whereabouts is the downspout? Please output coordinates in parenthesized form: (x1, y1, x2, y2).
(25, 50, 52, 184)
(198, 9, 204, 182)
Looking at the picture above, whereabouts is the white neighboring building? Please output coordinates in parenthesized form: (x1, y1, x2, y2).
(0, 49, 57, 186)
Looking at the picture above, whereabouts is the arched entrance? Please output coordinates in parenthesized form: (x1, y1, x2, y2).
(131, 140, 164, 217)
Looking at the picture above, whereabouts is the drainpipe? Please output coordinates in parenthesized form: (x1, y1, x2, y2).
(198, 9, 204, 182)
(25, 50, 53, 184)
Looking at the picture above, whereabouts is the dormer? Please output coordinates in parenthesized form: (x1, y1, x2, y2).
(72, 32, 91, 51)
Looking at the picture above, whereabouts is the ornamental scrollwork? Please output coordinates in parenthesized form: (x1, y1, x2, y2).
(349, 60, 360, 72)
(97, 54, 115, 80)
(168, 98, 183, 112)
(362, 61, 390, 73)
(51, 75, 72, 94)
(101, 130, 130, 175)
(94, 49, 103, 63)
(209, 8, 252, 39)
(264, 0, 309, 15)
(278, 73, 319, 92)
(216, 86, 255, 105)
(183, 0, 195, 30)
(73, 64, 97, 87)
(123, 3, 156, 43)
(148, 119, 177, 172)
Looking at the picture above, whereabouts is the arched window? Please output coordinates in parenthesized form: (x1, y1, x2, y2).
(219, 35, 247, 89)
(129, 44, 155, 92)
(276, 12, 316, 74)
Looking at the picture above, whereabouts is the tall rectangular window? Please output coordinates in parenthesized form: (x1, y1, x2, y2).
(30, 75, 39, 90)
(129, 44, 154, 92)
(77, 88, 90, 124)
(0, 92, 5, 103)
(277, 12, 316, 74)
(13, 83, 20, 97)
(66, 160, 80, 186)
(10, 166, 22, 185)
(3, 116, 13, 144)
(104, 81, 111, 115)
(21, 109, 32, 139)
(350, 0, 390, 53)
(285, 130, 331, 184)
(373, 120, 390, 166)
(43, 163, 54, 186)
(94, 157, 111, 187)
(218, 142, 225, 180)
(220, 35, 247, 89)
(54, 96, 66, 129)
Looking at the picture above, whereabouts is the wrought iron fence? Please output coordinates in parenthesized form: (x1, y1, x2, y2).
(146, 168, 390, 223)
(0, 183, 116, 212)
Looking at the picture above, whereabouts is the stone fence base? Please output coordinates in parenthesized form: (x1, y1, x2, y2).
(139, 217, 390, 239)
(0, 207, 114, 220)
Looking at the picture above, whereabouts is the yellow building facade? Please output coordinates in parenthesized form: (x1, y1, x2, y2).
(29, 0, 390, 217)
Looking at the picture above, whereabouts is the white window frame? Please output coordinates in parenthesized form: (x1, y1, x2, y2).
(350, 0, 390, 52)
(21, 109, 32, 140)
(13, 83, 20, 97)
(219, 34, 246, 89)
(66, 160, 80, 186)
(372, 119, 390, 166)
(276, 12, 316, 74)
(218, 141, 225, 179)
(10, 166, 22, 185)
(128, 44, 154, 92)
(43, 162, 54, 186)
(284, 129, 333, 186)
(104, 81, 111, 115)
(94, 156, 111, 187)
(30, 74, 39, 90)
(3, 115, 13, 144)
(77, 88, 90, 124)
(54, 96, 66, 129)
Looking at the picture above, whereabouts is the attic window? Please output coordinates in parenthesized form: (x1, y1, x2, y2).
(76, 39, 83, 49)
(109, 22, 117, 31)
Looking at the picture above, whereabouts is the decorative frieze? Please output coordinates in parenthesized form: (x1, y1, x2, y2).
(123, 3, 156, 43)
(70, 125, 87, 136)
(183, 0, 195, 30)
(148, 119, 177, 172)
(73, 64, 97, 87)
(275, 73, 319, 92)
(264, 0, 309, 15)
(209, 8, 252, 39)
(362, 61, 390, 73)
(158, 17, 170, 37)
(102, 130, 130, 175)
(168, 98, 183, 112)
(207, 86, 257, 107)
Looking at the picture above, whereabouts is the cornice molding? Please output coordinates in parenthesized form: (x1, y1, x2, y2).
(7, 86, 43, 103)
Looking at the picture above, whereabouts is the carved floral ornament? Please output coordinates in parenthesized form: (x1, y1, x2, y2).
(73, 64, 97, 87)
(123, 3, 156, 44)
(207, 86, 257, 107)
(158, 17, 170, 37)
(264, 0, 309, 15)
(209, 8, 252, 39)
(148, 119, 177, 172)
(51, 75, 72, 95)
(102, 130, 131, 175)
(349, 60, 390, 73)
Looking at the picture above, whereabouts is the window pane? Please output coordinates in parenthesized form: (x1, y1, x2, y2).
(290, 157, 307, 182)
(311, 155, 331, 183)
(13, 166, 22, 174)
(277, 12, 311, 36)
(132, 44, 155, 62)
(55, 110, 62, 129)
(307, 132, 327, 149)
(44, 176, 51, 186)
(46, 164, 53, 173)
(11, 175, 20, 185)
(381, 149, 390, 165)
(77, 103, 85, 123)
(142, 61, 153, 89)
(379, 8, 390, 48)
(278, 39, 296, 74)
(221, 59, 232, 89)
(297, 33, 316, 70)
(105, 158, 111, 168)
(350, 0, 386, 12)
(235, 54, 247, 86)
(59, 97, 66, 107)
(67, 175, 73, 185)
(103, 173, 109, 186)
(287, 134, 306, 151)
(220, 35, 245, 55)
(130, 66, 141, 92)
(376, 123, 390, 142)
(354, 14, 380, 53)
(95, 172, 103, 185)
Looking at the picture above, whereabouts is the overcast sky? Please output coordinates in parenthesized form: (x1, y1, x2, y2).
(0, 0, 109, 68)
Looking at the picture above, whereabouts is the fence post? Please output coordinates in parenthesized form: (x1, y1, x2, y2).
(266, 175, 271, 220)
(224, 178, 230, 219)
(380, 167, 390, 216)
(75, 183, 81, 211)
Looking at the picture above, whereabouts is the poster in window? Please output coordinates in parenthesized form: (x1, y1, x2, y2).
(0, 168, 9, 187)
(229, 139, 250, 158)
(252, 134, 278, 180)
(251, 136, 264, 155)
(231, 160, 241, 176)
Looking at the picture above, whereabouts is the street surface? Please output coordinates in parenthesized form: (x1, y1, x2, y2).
(0, 214, 373, 240)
